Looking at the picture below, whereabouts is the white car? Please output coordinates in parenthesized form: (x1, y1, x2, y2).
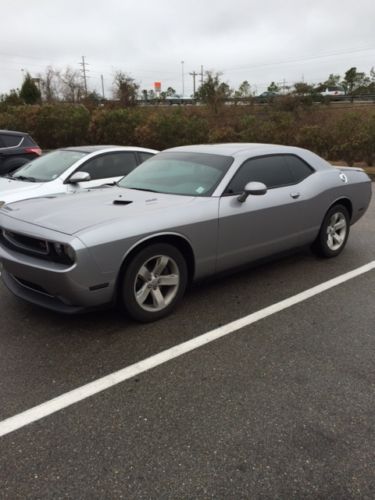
(320, 86, 345, 97)
(0, 145, 158, 207)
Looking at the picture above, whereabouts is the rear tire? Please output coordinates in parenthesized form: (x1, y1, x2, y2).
(120, 243, 188, 322)
(312, 204, 350, 258)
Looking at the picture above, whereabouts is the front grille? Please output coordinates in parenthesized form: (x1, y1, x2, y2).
(0, 227, 72, 265)
(2, 229, 49, 255)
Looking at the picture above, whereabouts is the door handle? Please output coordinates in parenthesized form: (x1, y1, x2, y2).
(290, 192, 300, 199)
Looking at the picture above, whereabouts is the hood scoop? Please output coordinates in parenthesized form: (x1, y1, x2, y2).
(113, 199, 132, 205)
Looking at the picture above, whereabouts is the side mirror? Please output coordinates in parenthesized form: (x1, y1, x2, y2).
(67, 171, 91, 184)
(237, 181, 267, 203)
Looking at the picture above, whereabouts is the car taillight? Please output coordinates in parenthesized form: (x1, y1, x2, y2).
(24, 147, 42, 156)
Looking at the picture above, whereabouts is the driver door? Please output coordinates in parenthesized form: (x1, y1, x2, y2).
(216, 154, 314, 272)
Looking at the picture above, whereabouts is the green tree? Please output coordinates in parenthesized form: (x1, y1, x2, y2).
(0, 89, 24, 106)
(196, 72, 232, 113)
(84, 90, 102, 106)
(166, 87, 176, 97)
(234, 80, 252, 102)
(19, 72, 41, 104)
(293, 82, 314, 95)
(267, 81, 280, 93)
(113, 71, 139, 107)
(343, 67, 369, 94)
(325, 74, 341, 86)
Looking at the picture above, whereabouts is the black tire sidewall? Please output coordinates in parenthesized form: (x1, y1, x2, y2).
(315, 204, 350, 258)
(120, 243, 188, 322)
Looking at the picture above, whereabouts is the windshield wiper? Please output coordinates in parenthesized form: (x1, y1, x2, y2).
(12, 175, 38, 182)
(123, 186, 158, 193)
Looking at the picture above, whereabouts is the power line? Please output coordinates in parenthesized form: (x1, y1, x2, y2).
(221, 46, 375, 73)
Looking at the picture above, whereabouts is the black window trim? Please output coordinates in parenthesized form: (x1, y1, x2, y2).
(222, 153, 316, 196)
(135, 151, 155, 165)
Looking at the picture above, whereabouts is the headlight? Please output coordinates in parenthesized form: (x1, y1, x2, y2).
(52, 243, 76, 264)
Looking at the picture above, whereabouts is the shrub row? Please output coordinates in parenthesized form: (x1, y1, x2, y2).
(0, 103, 374, 165)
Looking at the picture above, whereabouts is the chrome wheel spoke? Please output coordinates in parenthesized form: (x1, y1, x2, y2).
(158, 274, 179, 286)
(334, 219, 345, 230)
(136, 283, 151, 305)
(153, 256, 169, 276)
(333, 233, 343, 244)
(330, 213, 339, 225)
(138, 265, 151, 282)
(151, 287, 166, 309)
(327, 234, 334, 248)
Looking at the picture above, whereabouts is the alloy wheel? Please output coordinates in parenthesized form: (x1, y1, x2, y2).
(133, 254, 180, 312)
(326, 212, 347, 251)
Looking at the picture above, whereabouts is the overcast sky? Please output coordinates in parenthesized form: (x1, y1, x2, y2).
(1, 0, 374, 96)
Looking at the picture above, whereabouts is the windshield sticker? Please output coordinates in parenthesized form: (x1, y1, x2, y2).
(196, 186, 205, 194)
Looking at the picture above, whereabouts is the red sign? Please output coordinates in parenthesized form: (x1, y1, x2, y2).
(154, 81, 161, 92)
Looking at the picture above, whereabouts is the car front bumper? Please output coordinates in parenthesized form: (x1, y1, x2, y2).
(0, 238, 117, 314)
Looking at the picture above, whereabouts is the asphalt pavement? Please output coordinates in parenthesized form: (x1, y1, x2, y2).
(0, 189, 374, 499)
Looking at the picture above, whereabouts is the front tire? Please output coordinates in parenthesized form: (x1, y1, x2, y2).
(312, 204, 350, 258)
(120, 243, 188, 322)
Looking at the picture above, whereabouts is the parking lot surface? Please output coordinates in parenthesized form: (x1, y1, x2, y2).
(0, 189, 374, 499)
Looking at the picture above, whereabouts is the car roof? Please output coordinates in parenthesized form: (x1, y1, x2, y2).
(164, 143, 332, 172)
(61, 145, 158, 153)
(0, 129, 30, 137)
(164, 143, 303, 157)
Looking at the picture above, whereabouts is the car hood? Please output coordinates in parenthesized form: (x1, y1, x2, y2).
(2, 187, 196, 235)
(0, 177, 46, 199)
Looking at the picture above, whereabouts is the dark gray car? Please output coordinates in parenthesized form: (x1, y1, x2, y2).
(0, 144, 372, 322)
(0, 130, 42, 175)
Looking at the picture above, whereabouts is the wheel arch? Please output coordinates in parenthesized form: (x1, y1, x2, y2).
(116, 232, 196, 295)
(327, 197, 353, 221)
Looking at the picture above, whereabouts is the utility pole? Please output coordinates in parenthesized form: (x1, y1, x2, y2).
(101, 74, 105, 99)
(79, 56, 89, 96)
(189, 71, 199, 97)
(181, 60, 185, 97)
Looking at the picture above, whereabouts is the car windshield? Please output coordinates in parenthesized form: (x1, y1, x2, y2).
(10, 150, 87, 182)
(118, 152, 234, 196)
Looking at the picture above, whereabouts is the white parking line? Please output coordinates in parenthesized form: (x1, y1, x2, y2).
(0, 260, 375, 438)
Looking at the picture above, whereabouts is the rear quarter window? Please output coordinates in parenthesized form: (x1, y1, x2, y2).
(138, 152, 155, 163)
(0, 134, 23, 147)
(285, 155, 314, 183)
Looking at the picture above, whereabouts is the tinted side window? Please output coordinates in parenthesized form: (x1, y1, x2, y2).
(77, 152, 138, 180)
(23, 135, 38, 147)
(226, 155, 294, 193)
(139, 152, 154, 163)
(1, 134, 23, 147)
(285, 155, 314, 183)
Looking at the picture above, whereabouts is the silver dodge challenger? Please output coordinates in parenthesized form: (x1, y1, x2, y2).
(0, 144, 372, 322)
